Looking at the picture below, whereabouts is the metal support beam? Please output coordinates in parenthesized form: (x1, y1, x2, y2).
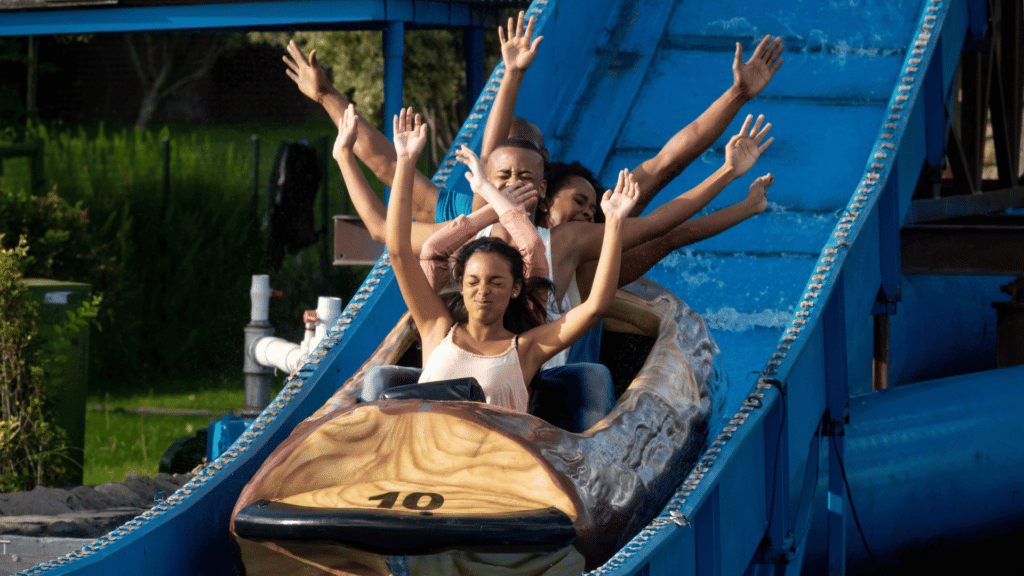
(907, 184, 1024, 223)
(822, 276, 849, 576)
(901, 220, 1024, 275)
(957, 46, 988, 194)
(877, 161, 903, 309)
(0, 0, 505, 36)
(873, 160, 901, 391)
(465, 26, 485, 108)
(382, 19, 404, 203)
(989, 0, 1023, 189)
(924, 37, 947, 171)
(383, 19, 405, 141)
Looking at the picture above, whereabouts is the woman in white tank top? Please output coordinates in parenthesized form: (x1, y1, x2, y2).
(381, 108, 638, 412)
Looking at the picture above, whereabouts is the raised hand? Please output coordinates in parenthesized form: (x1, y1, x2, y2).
(333, 104, 358, 161)
(601, 169, 640, 223)
(745, 173, 773, 215)
(725, 114, 773, 176)
(456, 144, 488, 191)
(284, 40, 334, 103)
(393, 107, 428, 160)
(733, 35, 784, 101)
(499, 11, 543, 73)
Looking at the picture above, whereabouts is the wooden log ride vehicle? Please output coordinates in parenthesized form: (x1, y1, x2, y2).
(231, 278, 728, 575)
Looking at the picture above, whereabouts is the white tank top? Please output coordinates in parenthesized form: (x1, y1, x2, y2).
(419, 325, 528, 412)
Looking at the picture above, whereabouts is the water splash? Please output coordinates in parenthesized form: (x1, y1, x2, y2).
(702, 307, 793, 332)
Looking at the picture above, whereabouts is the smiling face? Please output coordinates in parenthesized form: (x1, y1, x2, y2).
(485, 145, 547, 214)
(543, 175, 598, 227)
(460, 251, 521, 325)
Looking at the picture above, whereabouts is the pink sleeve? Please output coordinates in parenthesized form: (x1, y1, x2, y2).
(498, 205, 548, 282)
(419, 215, 477, 291)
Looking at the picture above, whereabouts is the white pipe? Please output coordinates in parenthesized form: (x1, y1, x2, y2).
(313, 297, 343, 350)
(249, 295, 344, 374)
(299, 322, 316, 355)
(250, 275, 271, 325)
(252, 336, 307, 374)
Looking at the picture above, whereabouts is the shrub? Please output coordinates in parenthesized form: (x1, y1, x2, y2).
(0, 236, 70, 491)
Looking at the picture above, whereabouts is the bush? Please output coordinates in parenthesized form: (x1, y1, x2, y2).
(0, 236, 70, 491)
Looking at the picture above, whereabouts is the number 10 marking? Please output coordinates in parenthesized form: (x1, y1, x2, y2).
(368, 491, 444, 511)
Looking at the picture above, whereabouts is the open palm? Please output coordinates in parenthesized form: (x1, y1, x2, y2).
(725, 114, 773, 176)
(601, 169, 639, 221)
(733, 35, 784, 100)
(499, 11, 543, 72)
(393, 108, 427, 159)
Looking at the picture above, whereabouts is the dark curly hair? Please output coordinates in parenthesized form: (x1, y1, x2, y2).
(447, 237, 551, 334)
(543, 161, 606, 223)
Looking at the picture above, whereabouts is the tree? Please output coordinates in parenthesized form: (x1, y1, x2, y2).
(124, 32, 241, 131)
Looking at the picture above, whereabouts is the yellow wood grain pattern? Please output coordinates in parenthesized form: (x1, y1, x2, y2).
(269, 406, 578, 519)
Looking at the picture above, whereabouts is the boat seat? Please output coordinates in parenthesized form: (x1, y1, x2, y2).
(381, 377, 485, 403)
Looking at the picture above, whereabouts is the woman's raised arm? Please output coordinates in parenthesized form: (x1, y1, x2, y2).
(385, 108, 454, 355)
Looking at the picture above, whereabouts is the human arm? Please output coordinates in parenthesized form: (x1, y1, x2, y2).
(553, 114, 773, 270)
(629, 35, 783, 214)
(518, 170, 639, 378)
(385, 108, 452, 353)
(480, 12, 543, 164)
(334, 104, 451, 251)
(287, 40, 438, 222)
(577, 173, 774, 294)
(419, 179, 539, 290)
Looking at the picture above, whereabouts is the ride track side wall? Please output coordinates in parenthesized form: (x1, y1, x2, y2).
(580, 0, 978, 575)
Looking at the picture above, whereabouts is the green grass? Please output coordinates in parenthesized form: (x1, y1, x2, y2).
(83, 372, 285, 486)
(85, 409, 219, 486)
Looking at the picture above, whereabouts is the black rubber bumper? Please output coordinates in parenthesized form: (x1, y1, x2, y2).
(234, 500, 577, 555)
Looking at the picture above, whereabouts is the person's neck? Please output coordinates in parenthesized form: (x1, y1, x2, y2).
(461, 319, 512, 343)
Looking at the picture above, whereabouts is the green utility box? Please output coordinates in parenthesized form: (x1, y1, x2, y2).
(23, 279, 91, 486)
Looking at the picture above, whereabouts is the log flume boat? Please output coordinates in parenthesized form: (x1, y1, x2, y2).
(231, 278, 728, 575)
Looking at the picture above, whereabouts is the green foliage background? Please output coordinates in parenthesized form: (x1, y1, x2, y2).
(1, 122, 365, 391)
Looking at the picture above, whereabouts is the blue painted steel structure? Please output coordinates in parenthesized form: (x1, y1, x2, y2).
(4, 0, 1022, 575)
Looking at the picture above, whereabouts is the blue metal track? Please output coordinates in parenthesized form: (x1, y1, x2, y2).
(8, 1, 1023, 575)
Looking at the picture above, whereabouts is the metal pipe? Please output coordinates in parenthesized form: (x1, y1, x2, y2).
(243, 275, 275, 416)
